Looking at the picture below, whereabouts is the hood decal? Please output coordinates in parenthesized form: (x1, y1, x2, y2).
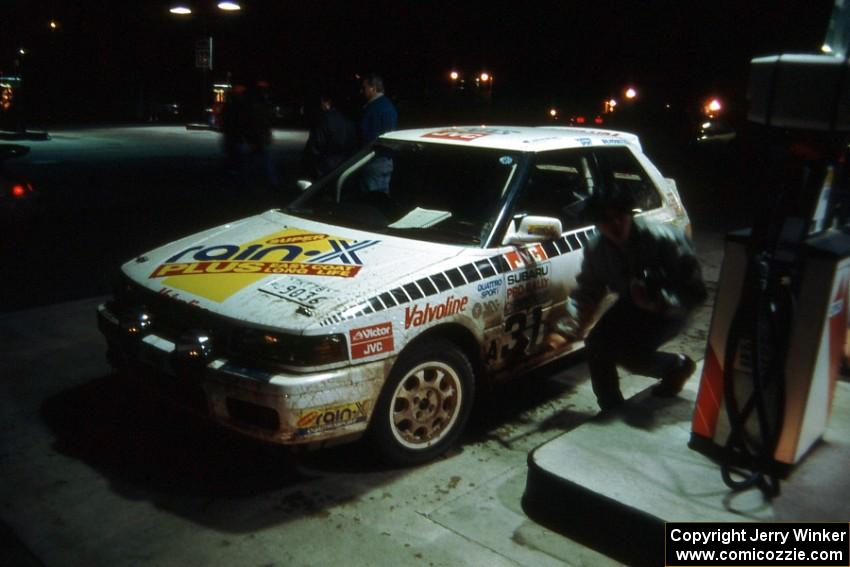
(148, 228, 379, 303)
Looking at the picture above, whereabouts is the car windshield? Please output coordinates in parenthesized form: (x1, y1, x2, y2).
(286, 140, 521, 245)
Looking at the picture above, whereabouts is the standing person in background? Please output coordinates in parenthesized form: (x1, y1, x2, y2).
(302, 93, 357, 179)
(246, 80, 278, 189)
(359, 73, 397, 145)
(221, 84, 249, 179)
(359, 73, 397, 194)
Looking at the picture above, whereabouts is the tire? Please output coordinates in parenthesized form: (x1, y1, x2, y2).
(369, 339, 475, 466)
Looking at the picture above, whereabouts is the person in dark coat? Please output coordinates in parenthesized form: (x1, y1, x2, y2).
(359, 73, 397, 145)
(547, 185, 707, 411)
(358, 73, 397, 193)
(303, 94, 357, 178)
(246, 81, 278, 188)
(220, 84, 250, 177)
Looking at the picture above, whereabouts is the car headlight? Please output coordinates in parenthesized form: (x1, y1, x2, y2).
(232, 328, 348, 367)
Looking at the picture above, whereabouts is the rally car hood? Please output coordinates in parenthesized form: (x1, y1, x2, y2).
(122, 210, 464, 332)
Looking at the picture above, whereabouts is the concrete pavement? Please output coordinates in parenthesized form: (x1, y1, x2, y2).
(0, 296, 626, 567)
(7, 226, 845, 567)
(523, 371, 850, 566)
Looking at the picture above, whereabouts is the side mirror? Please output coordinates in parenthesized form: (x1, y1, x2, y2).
(296, 179, 313, 192)
(502, 215, 563, 245)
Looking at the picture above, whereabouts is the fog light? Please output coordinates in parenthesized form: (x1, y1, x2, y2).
(176, 330, 214, 361)
(120, 309, 152, 336)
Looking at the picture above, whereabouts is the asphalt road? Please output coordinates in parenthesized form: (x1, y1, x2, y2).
(1, 126, 308, 313)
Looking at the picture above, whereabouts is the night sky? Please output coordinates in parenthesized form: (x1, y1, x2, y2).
(0, 0, 836, 124)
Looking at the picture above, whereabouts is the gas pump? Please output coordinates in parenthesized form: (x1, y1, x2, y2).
(0, 76, 22, 131)
(689, 2, 850, 497)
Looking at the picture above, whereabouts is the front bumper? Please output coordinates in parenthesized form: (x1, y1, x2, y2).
(97, 303, 388, 446)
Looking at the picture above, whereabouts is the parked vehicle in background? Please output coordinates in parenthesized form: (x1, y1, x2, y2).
(0, 144, 37, 220)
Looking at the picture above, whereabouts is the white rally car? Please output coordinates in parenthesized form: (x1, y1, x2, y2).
(98, 126, 690, 465)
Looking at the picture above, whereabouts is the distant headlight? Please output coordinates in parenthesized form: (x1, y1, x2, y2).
(232, 328, 348, 367)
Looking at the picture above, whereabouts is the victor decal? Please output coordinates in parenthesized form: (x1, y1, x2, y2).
(350, 322, 394, 359)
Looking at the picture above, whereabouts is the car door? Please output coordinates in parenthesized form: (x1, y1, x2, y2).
(484, 148, 601, 374)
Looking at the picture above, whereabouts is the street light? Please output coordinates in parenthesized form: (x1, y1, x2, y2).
(169, 2, 241, 15)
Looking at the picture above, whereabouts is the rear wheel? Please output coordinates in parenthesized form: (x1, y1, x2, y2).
(370, 339, 474, 466)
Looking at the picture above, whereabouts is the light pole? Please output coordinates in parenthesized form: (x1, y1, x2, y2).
(169, 2, 242, 123)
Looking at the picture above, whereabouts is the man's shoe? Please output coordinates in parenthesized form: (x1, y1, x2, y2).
(598, 393, 625, 412)
(652, 355, 696, 397)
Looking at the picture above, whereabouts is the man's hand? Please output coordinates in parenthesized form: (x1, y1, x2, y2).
(545, 316, 581, 350)
(630, 279, 664, 313)
(545, 332, 570, 350)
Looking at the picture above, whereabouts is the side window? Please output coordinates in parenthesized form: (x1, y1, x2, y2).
(593, 147, 662, 212)
(510, 150, 597, 233)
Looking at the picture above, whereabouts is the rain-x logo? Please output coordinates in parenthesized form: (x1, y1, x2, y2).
(147, 229, 379, 302)
(151, 234, 377, 278)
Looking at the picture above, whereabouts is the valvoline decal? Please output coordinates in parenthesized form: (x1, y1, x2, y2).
(148, 228, 379, 302)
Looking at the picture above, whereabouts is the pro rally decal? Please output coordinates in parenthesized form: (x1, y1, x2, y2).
(149, 229, 379, 302)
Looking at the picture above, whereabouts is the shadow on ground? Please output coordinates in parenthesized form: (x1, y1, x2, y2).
(39, 373, 408, 532)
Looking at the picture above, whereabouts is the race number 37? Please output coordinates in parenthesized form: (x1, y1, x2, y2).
(488, 307, 545, 362)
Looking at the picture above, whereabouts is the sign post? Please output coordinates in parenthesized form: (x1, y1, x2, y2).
(195, 37, 213, 70)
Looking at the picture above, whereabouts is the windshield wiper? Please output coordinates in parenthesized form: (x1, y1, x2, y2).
(283, 205, 315, 215)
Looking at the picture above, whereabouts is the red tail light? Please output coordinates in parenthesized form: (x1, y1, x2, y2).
(11, 184, 26, 198)
(594, 116, 604, 124)
(575, 116, 586, 124)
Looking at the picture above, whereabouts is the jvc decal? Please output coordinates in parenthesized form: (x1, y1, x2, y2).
(349, 322, 394, 359)
(503, 243, 548, 270)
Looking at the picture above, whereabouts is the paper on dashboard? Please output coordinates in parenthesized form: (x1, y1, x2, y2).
(389, 207, 452, 229)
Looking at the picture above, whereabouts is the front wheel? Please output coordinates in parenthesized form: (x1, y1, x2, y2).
(369, 339, 475, 466)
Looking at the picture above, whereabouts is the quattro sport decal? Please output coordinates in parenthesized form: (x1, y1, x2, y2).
(149, 229, 379, 302)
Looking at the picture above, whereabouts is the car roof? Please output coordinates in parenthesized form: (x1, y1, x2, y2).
(380, 125, 642, 152)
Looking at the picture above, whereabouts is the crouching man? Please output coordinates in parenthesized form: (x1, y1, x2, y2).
(547, 186, 707, 411)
